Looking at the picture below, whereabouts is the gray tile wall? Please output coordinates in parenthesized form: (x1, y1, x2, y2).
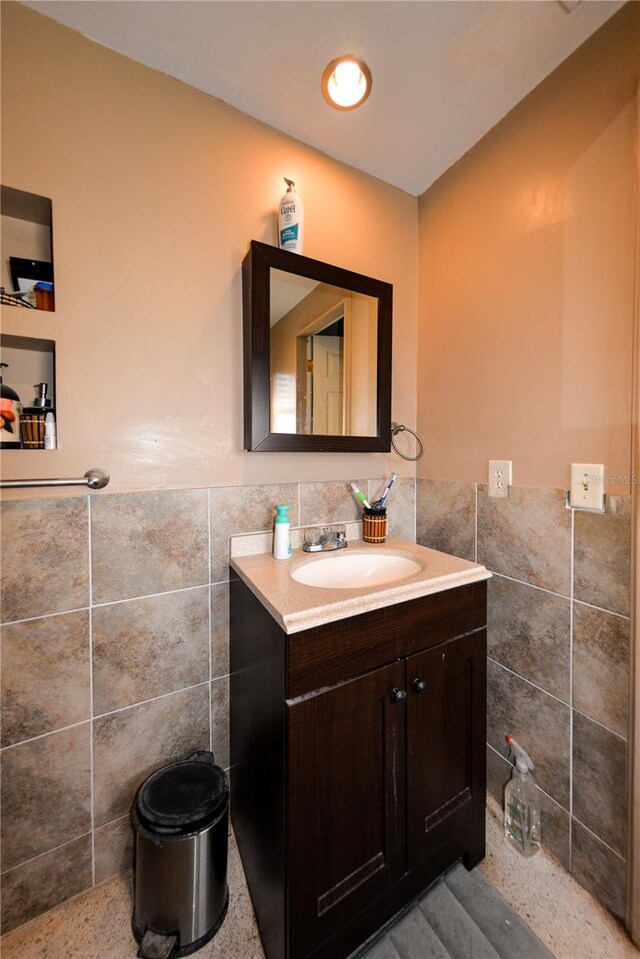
(417, 478, 631, 919)
(0, 476, 415, 932)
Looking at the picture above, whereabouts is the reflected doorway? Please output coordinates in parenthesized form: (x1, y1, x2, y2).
(305, 317, 344, 435)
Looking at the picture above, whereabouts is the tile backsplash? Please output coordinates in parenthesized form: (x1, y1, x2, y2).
(417, 478, 631, 919)
(1, 475, 629, 931)
(0, 477, 415, 932)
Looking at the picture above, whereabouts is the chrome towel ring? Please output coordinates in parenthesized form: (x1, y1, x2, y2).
(391, 423, 424, 462)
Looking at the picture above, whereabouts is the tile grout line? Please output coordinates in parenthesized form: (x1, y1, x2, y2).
(571, 705, 628, 741)
(571, 815, 628, 863)
(570, 598, 630, 621)
(487, 656, 628, 742)
(488, 571, 571, 602)
(1, 717, 93, 752)
(0, 582, 222, 629)
(92, 582, 212, 611)
(87, 496, 96, 888)
(208, 488, 213, 754)
(487, 657, 572, 708)
(488, 570, 630, 620)
(0, 606, 91, 628)
(569, 507, 575, 871)
(92, 680, 213, 722)
(1, 680, 215, 752)
(0, 831, 95, 878)
(474, 483, 478, 563)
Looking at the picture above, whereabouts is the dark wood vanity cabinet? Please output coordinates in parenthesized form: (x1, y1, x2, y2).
(230, 576, 487, 959)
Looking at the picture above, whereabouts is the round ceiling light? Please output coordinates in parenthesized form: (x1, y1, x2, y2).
(321, 56, 372, 111)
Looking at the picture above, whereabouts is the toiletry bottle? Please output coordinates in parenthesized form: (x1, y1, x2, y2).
(273, 504, 294, 560)
(34, 281, 54, 312)
(33, 382, 52, 412)
(0, 363, 22, 449)
(278, 178, 304, 254)
(44, 411, 57, 449)
(504, 735, 541, 857)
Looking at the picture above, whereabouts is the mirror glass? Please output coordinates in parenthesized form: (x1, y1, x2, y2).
(242, 240, 391, 453)
(269, 269, 378, 436)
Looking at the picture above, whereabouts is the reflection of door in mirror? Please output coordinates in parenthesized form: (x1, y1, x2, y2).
(270, 268, 377, 436)
(303, 313, 345, 435)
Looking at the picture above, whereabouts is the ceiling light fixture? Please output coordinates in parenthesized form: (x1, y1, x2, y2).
(321, 56, 372, 111)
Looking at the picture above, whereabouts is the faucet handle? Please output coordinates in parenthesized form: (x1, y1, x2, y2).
(303, 527, 323, 552)
(302, 527, 348, 551)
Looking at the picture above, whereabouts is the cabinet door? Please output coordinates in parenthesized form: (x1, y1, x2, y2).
(287, 660, 406, 958)
(406, 630, 486, 869)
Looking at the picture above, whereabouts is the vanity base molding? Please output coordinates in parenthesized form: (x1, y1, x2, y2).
(230, 574, 487, 959)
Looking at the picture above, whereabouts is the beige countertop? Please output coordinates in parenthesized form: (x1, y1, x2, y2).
(229, 538, 490, 634)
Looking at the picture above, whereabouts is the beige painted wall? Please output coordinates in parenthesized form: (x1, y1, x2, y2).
(0, 2, 418, 497)
(417, 4, 638, 494)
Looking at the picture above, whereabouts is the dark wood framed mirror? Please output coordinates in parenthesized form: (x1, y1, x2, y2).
(242, 241, 392, 452)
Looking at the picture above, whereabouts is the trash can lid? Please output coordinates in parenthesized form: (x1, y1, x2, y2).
(136, 752, 228, 834)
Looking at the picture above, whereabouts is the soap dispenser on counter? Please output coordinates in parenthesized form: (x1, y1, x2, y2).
(273, 504, 293, 560)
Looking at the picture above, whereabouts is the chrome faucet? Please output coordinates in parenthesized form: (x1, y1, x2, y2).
(302, 528, 348, 552)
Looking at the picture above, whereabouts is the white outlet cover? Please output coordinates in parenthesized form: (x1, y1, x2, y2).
(570, 463, 605, 512)
(488, 460, 512, 498)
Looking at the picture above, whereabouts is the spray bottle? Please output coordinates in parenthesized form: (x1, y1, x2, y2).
(273, 505, 293, 560)
(278, 178, 304, 254)
(504, 734, 541, 857)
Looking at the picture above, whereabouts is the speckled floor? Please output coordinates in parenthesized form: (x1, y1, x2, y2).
(1, 830, 265, 959)
(2, 809, 638, 959)
(480, 798, 639, 959)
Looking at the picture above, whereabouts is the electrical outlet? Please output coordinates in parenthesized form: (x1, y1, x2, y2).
(488, 460, 512, 498)
(569, 463, 605, 511)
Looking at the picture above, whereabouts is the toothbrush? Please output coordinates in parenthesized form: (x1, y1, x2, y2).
(376, 472, 397, 508)
(349, 482, 371, 510)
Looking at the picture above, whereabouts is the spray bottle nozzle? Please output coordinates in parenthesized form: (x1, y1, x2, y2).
(505, 735, 535, 774)
(284, 177, 296, 192)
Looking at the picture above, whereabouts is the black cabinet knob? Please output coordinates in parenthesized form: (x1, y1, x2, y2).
(391, 687, 407, 704)
(412, 678, 428, 695)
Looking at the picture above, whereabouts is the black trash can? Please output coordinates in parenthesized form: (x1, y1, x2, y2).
(131, 750, 229, 959)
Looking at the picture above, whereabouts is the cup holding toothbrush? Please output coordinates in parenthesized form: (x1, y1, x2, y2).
(362, 506, 387, 544)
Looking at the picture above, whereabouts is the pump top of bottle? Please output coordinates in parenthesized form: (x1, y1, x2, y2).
(506, 734, 535, 775)
(275, 505, 293, 524)
(33, 382, 52, 409)
(284, 178, 296, 193)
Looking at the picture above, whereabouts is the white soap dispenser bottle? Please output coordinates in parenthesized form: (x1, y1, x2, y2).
(278, 178, 304, 254)
(273, 504, 293, 560)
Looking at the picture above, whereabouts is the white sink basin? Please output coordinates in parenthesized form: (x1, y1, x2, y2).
(291, 553, 422, 589)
